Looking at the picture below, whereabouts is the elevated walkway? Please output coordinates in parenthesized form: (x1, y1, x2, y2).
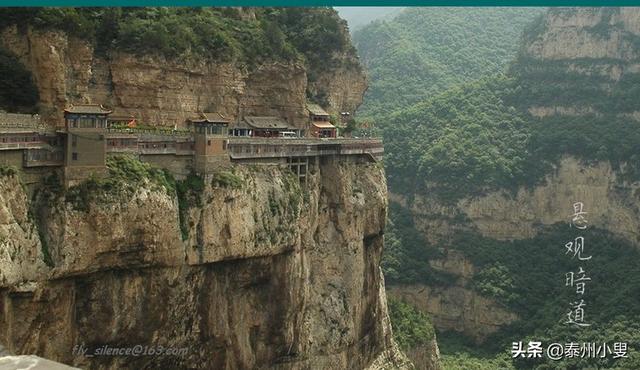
(227, 138, 384, 162)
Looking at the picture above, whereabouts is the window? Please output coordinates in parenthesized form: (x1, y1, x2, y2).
(72, 135, 77, 147)
(72, 152, 78, 161)
(79, 117, 93, 128)
(207, 140, 211, 146)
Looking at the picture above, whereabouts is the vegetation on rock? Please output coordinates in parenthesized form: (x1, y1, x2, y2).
(388, 298, 436, 351)
(0, 7, 356, 71)
(0, 165, 18, 178)
(211, 169, 243, 189)
(65, 155, 175, 211)
(353, 7, 542, 118)
(354, 6, 640, 368)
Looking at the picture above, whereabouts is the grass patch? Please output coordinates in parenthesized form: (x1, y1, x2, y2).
(388, 298, 435, 351)
(65, 155, 175, 211)
(211, 170, 243, 190)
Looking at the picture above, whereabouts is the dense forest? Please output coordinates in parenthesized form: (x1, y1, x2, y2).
(352, 8, 542, 118)
(360, 7, 640, 369)
(0, 7, 355, 66)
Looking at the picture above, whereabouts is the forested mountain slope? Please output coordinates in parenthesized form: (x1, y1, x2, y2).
(363, 7, 640, 369)
(353, 7, 542, 118)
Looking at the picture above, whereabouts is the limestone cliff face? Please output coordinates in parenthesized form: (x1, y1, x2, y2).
(307, 52, 367, 117)
(0, 159, 411, 370)
(387, 251, 517, 343)
(519, 7, 640, 118)
(0, 173, 48, 286)
(391, 155, 640, 341)
(405, 156, 640, 246)
(524, 8, 640, 61)
(0, 24, 366, 127)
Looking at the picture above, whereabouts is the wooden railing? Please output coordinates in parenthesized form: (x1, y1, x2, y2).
(106, 127, 191, 137)
(0, 141, 49, 151)
(227, 138, 383, 161)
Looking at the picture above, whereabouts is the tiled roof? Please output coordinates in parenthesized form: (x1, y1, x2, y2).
(307, 103, 330, 116)
(190, 112, 230, 124)
(243, 116, 289, 129)
(64, 104, 112, 115)
(0, 112, 41, 128)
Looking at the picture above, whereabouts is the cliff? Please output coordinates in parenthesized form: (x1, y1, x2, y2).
(514, 7, 640, 119)
(387, 251, 517, 343)
(0, 157, 411, 369)
(390, 153, 640, 341)
(405, 156, 640, 247)
(0, 19, 365, 127)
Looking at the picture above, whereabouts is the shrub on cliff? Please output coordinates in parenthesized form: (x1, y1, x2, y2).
(472, 262, 519, 306)
(211, 170, 243, 189)
(388, 298, 435, 351)
(65, 155, 175, 211)
(0, 165, 18, 178)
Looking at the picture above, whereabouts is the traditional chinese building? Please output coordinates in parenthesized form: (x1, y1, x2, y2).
(242, 116, 294, 138)
(190, 112, 230, 174)
(307, 103, 336, 138)
(62, 104, 111, 186)
(0, 104, 384, 191)
(0, 112, 62, 177)
(107, 113, 137, 128)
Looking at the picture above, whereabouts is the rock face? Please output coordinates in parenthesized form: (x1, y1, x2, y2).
(0, 25, 366, 127)
(0, 159, 410, 370)
(307, 52, 367, 117)
(0, 173, 48, 286)
(407, 156, 640, 247)
(387, 251, 517, 343)
(518, 7, 640, 118)
(402, 338, 440, 370)
(524, 8, 640, 62)
(392, 154, 640, 341)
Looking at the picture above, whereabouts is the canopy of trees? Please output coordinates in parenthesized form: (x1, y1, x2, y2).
(0, 7, 356, 71)
(352, 7, 542, 118)
(359, 7, 640, 368)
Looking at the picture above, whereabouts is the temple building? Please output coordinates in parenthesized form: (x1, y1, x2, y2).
(190, 112, 230, 174)
(307, 103, 336, 138)
(0, 102, 383, 191)
(240, 116, 295, 138)
(62, 104, 111, 186)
